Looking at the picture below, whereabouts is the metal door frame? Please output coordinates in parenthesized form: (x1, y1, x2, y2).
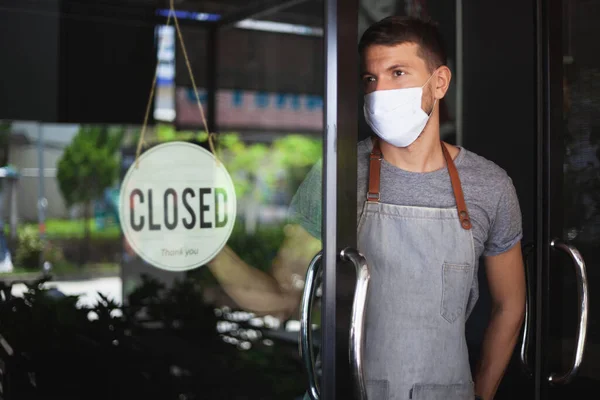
(536, 0, 565, 399)
(322, 0, 360, 399)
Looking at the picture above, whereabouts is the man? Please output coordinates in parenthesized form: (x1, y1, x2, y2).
(209, 16, 525, 400)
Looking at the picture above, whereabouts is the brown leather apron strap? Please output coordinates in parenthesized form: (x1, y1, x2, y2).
(368, 138, 383, 202)
(367, 138, 472, 230)
(441, 142, 472, 230)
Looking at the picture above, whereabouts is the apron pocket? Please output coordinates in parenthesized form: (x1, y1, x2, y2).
(366, 379, 389, 400)
(440, 263, 471, 323)
(410, 382, 474, 400)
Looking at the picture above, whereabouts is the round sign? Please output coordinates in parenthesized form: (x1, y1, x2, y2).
(119, 142, 236, 271)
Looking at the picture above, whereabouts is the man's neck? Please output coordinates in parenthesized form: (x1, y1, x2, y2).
(378, 122, 447, 173)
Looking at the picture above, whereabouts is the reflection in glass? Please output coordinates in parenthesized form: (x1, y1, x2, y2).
(558, 0, 600, 387)
(0, 1, 325, 397)
(0, 121, 322, 398)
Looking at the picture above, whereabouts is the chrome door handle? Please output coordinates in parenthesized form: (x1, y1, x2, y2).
(300, 248, 370, 400)
(341, 247, 370, 400)
(520, 243, 535, 376)
(300, 251, 323, 400)
(548, 239, 589, 385)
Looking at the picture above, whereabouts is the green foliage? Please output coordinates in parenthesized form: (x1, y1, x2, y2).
(156, 124, 207, 143)
(124, 126, 321, 204)
(217, 132, 322, 201)
(7, 219, 120, 240)
(56, 125, 124, 207)
(272, 134, 322, 193)
(15, 226, 66, 270)
(14, 225, 43, 269)
(125, 124, 207, 147)
(272, 134, 322, 169)
(226, 221, 286, 272)
(219, 134, 270, 199)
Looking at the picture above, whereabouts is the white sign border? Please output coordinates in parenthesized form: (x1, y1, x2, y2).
(119, 141, 237, 272)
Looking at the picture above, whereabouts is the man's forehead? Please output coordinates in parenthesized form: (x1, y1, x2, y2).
(362, 42, 422, 68)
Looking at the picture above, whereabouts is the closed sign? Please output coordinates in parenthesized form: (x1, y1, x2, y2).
(119, 142, 236, 271)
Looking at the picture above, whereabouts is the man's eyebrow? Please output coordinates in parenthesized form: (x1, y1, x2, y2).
(360, 64, 412, 77)
(386, 64, 410, 71)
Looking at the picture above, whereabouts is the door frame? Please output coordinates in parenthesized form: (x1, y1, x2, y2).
(536, 0, 565, 398)
(322, 0, 360, 399)
(322, 1, 574, 398)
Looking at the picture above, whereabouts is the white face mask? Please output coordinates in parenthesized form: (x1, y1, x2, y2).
(363, 73, 437, 148)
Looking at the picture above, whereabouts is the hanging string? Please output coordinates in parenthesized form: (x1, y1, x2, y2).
(136, 0, 219, 167)
(135, 11, 171, 168)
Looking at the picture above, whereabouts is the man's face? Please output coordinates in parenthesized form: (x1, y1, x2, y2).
(361, 42, 446, 114)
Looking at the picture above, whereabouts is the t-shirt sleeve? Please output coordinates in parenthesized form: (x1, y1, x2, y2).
(287, 159, 323, 240)
(484, 177, 523, 256)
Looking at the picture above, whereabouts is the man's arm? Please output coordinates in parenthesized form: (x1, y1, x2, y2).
(474, 241, 526, 400)
(208, 157, 323, 318)
(207, 224, 321, 319)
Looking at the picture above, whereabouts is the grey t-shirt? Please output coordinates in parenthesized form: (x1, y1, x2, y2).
(289, 137, 523, 260)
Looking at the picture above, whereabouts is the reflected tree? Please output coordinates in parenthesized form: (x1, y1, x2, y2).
(56, 126, 124, 265)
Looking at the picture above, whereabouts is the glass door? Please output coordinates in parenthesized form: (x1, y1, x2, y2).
(299, 1, 363, 399)
(539, 0, 599, 398)
(0, 1, 362, 399)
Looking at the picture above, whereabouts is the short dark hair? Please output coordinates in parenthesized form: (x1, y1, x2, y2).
(358, 16, 447, 72)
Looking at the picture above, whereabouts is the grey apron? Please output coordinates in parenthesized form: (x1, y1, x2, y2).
(358, 138, 476, 400)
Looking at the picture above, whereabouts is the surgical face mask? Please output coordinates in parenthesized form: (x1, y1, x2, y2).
(363, 73, 437, 148)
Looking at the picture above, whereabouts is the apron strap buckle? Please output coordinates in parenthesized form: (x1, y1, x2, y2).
(368, 140, 383, 203)
(367, 192, 380, 202)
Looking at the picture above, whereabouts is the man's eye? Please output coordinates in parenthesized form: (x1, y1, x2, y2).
(393, 70, 405, 77)
(364, 76, 376, 83)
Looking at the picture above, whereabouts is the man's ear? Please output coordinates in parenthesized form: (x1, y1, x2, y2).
(435, 65, 452, 100)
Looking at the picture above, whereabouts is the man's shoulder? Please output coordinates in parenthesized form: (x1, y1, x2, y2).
(357, 138, 374, 177)
(458, 147, 512, 189)
(357, 137, 373, 155)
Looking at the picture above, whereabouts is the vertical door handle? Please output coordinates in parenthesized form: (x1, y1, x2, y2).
(300, 251, 323, 400)
(341, 247, 370, 400)
(548, 239, 589, 384)
(520, 243, 535, 376)
(300, 248, 371, 400)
